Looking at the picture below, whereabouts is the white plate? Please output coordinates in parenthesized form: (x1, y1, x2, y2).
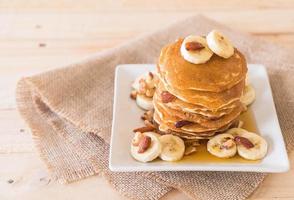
(109, 64, 289, 173)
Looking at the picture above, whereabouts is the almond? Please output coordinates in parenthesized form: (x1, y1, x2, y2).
(146, 110, 154, 116)
(184, 146, 197, 156)
(141, 110, 154, 122)
(184, 139, 200, 147)
(141, 115, 147, 121)
(145, 88, 155, 97)
(234, 136, 254, 149)
(144, 120, 156, 128)
(138, 79, 147, 94)
(175, 120, 193, 128)
(130, 90, 137, 100)
(185, 41, 205, 51)
(161, 91, 176, 103)
(138, 136, 151, 153)
(148, 72, 154, 79)
(133, 126, 155, 133)
(220, 139, 235, 149)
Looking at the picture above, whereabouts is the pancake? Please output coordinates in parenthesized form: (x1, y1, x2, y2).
(158, 39, 247, 92)
(153, 112, 216, 136)
(153, 112, 237, 139)
(154, 98, 243, 130)
(154, 90, 236, 119)
(157, 72, 245, 109)
(156, 81, 245, 112)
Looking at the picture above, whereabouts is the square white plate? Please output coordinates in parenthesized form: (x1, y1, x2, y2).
(109, 64, 289, 173)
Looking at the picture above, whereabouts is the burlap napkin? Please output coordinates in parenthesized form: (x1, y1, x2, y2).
(16, 15, 294, 200)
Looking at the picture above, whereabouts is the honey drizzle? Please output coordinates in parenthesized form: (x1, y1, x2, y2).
(177, 108, 260, 164)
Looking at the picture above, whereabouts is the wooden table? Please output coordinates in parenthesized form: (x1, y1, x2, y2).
(0, 0, 293, 199)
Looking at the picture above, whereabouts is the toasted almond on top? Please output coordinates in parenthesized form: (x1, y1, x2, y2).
(185, 41, 205, 51)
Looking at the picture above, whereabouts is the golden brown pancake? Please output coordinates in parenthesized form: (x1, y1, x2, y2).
(156, 79, 243, 111)
(158, 39, 247, 92)
(154, 90, 236, 119)
(153, 112, 237, 139)
(154, 98, 242, 130)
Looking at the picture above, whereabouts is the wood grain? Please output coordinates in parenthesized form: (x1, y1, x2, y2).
(0, 0, 293, 199)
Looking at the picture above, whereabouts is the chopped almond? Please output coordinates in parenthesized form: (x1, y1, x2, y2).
(133, 126, 155, 133)
(144, 120, 156, 128)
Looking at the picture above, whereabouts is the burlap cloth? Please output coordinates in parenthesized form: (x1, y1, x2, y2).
(16, 15, 294, 200)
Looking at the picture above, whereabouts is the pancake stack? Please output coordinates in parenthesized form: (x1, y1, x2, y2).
(153, 37, 248, 140)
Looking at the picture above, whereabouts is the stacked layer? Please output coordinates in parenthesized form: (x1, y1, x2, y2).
(153, 38, 248, 140)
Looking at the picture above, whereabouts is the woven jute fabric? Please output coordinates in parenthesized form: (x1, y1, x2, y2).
(16, 15, 294, 200)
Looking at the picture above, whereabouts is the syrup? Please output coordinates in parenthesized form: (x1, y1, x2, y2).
(177, 108, 260, 164)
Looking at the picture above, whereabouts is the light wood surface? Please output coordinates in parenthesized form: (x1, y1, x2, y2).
(0, 0, 293, 199)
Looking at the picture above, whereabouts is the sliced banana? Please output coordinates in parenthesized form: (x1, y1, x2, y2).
(131, 132, 144, 146)
(240, 84, 256, 106)
(159, 135, 185, 161)
(131, 132, 161, 163)
(207, 30, 234, 59)
(136, 94, 153, 110)
(207, 133, 237, 158)
(180, 35, 213, 64)
(132, 71, 156, 91)
(132, 74, 146, 91)
(235, 131, 268, 160)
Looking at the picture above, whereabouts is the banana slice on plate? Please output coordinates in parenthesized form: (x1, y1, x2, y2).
(234, 131, 268, 160)
(132, 71, 156, 91)
(132, 73, 147, 91)
(180, 35, 213, 64)
(136, 94, 153, 110)
(131, 132, 161, 163)
(159, 135, 185, 161)
(207, 133, 237, 158)
(240, 84, 256, 106)
(207, 30, 234, 59)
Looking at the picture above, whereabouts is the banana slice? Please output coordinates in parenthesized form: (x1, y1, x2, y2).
(207, 133, 237, 158)
(132, 74, 146, 91)
(240, 84, 256, 106)
(159, 135, 185, 161)
(234, 131, 268, 160)
(136, 94, 153, 110)
(131, 132, 161, 163)
(207, 30, 234, 59)
(132, 71, 156, 91)
(180, 35, 213, 64)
